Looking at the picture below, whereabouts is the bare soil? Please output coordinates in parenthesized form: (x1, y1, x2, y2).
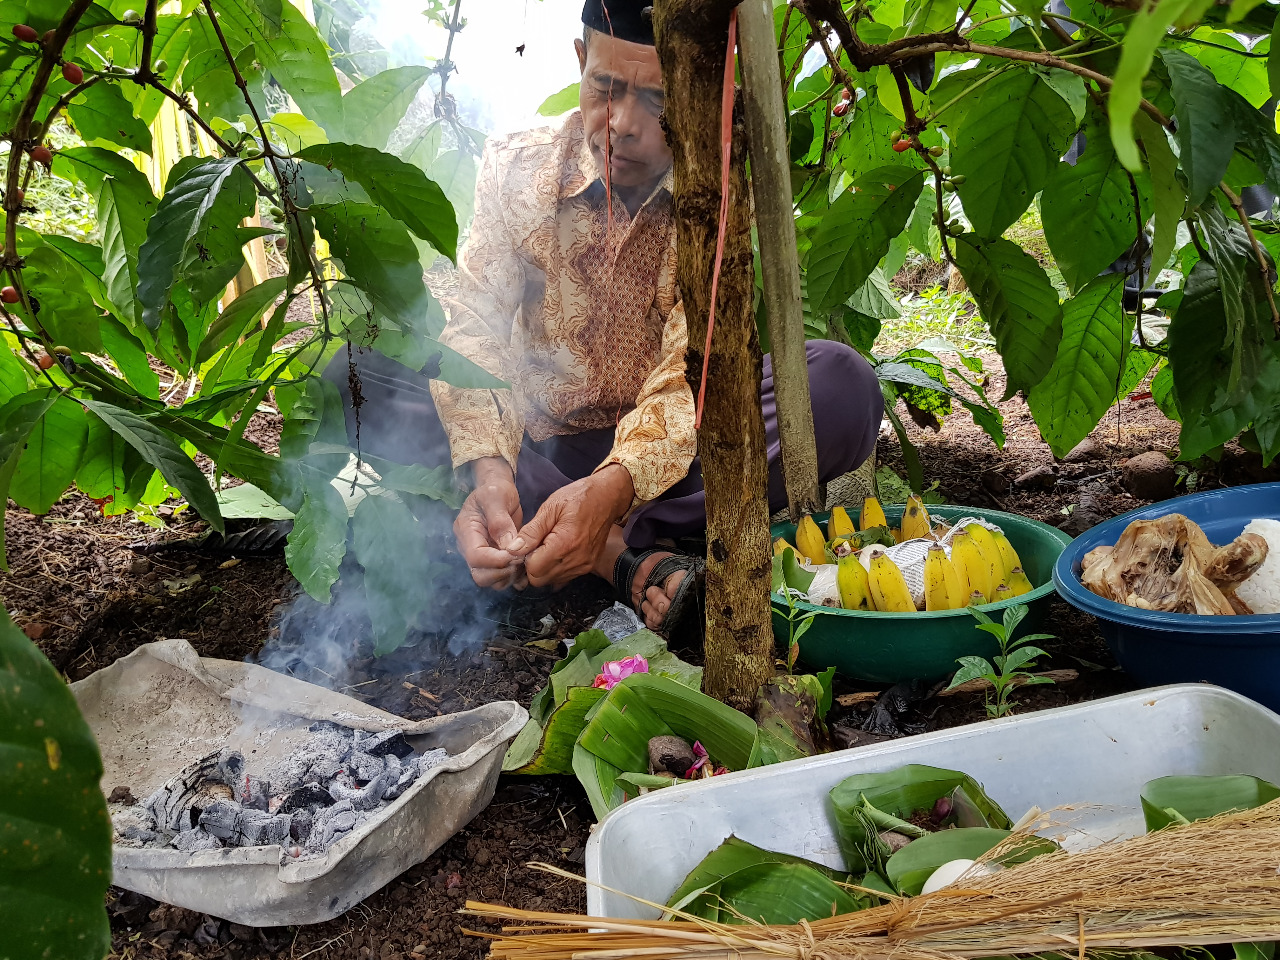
(5, 352, 1279, 960)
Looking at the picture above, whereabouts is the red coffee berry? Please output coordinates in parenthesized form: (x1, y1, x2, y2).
(62, 62, 84, 85)
(1, 286, 18, 304)
(832, 102, 849, 118)
(29, 145, 53, 167)
(38, 353, 55, 370)
(12, 24, 37, 43)
(892, 139, 913, 152)
(11, 188, 23, 204)
(42, 29, 55, 47)
(840, 87, 852, 101)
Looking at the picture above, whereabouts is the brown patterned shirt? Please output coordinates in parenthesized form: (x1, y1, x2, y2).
(429, 111, 695, 505)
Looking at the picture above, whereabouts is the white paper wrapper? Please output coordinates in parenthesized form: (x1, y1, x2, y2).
(856, 517, 1003, 608)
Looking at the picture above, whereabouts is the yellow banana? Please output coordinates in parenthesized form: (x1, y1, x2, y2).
(901, 495, 931, 541)
(795, 515, 827, 564)
(1008, 566, 1035, 597)
(950, 531, 994, 602)
(993, 582, 1014, 603)
(860, 496, 888, 531)
(965, 524, 1003, 600)
(991, 529, 1022, 583)
(828, 506, 856, 540)
(924, 543, 964, 611)
(868, 553, 915, 612)
(774, 537, 797, 557)
(966, 589, 987, 608)
(837, 554, 871, 610)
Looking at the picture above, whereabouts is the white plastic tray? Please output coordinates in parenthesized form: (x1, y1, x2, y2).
(585, 684, 1280, 919)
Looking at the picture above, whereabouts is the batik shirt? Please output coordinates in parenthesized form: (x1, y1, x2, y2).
(428, 111, 696, 505)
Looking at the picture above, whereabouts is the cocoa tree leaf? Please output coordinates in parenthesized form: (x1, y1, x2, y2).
(80, 397, 224, 533)
(953, 234, 1064, 397)
(1164, 48, 1240, 207)
(67, 79, 152, 153)
(1135, 111, 1184, 274)
(808, 166, 924, 312)
(298, 143, 458, 260)
(0, 606, 112, 959)
(9, 395, 88, 515)
(1041, 111, 1139, 293)
(1027, 276, 1130, 457)
(951, 69, 1076, 240)
(137, 157, 247, 329)
(284, 474, 348, 603)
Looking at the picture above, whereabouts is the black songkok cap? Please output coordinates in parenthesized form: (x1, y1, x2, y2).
(581, 0, 654, 45)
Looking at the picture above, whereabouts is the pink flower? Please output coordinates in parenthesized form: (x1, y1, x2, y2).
(685, 741, 710, 778)
(592, 655, 649, 690)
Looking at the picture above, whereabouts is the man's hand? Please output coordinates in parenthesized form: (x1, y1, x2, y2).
(509, 464, 635, 589)
(454, 457, 525, 589)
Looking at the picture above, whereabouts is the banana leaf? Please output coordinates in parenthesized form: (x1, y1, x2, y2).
(828, 764, 1011, 873)
(505, 629, 700, 775)
(572, 673, 760, 819)
(1141, 775, 1280, 831)
(883, 827, 1056, 897)
(666, 837, 870, 924)
(772, 546, 816, 593)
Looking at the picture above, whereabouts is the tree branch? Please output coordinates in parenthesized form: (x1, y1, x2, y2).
(1127, 170, 1149, 350)
(1220, 181, 1280, 337)
(34, 73, 103, 142)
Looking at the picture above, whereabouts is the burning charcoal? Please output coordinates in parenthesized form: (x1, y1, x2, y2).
(359, 729, 415, 759)
(173, 828, 222, 853)
(216, 750, 246, 787)
(237, 775, 271, 811)
(306, 754, 346, 782)
(346, 751, 385, 782)
(108, 785, 135, 804)
(111, 805, 158, 846)
(328, 771, 391, 811)
(271, 756, 311, 793)
(198, 799, 243, 841)
(306, 799, 357, 848)
(278, 782, 333, 813)
(416, 747, 448, 773)
(289, 809, 313, 842)
(235, 809, 292, 847)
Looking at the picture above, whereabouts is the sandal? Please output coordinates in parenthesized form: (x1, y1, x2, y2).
(611, 547, 705, 640)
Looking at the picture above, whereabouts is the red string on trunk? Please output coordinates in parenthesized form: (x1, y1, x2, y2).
(694, 9, 738, 431)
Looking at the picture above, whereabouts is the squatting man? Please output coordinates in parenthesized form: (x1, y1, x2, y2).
(327, 0, 882, 638)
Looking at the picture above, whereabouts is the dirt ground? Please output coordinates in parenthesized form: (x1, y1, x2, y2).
(5, 350, 1280, 960)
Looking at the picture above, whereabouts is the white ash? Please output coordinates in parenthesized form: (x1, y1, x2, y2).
(110, 722, 447, 859)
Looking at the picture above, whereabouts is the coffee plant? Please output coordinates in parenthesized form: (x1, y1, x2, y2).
(0, 0, 496, 656)
(774, 0, 1280, 471)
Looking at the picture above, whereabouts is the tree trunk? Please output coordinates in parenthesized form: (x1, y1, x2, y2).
(653, 0, 775, 709)
(737, 0, 820, 521)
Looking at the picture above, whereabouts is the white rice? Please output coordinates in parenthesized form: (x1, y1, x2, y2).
(1234, 518, 1280, 615)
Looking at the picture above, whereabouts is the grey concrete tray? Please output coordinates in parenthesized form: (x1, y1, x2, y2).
(73, 638, 527, 926)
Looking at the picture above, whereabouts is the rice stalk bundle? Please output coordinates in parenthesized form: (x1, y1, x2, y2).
(465, 799, 1280, 960)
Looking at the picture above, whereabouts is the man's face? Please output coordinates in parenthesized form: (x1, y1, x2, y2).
(575, 30, 672, 191)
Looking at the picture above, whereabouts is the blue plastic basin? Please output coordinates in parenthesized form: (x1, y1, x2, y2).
(1053, 482, 1280, 710)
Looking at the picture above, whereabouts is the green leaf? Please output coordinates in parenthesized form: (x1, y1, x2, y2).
(98, 172, 157, 330)
(196, 276, 288, 365)
(75, 412, 150, 511)
(331, 65, 432, 150)
(53, 145, 153, 201)
(79, 398, 225, 533)
(1164, 48, 1239, 207)
(314, 203, 431, 328)
(0, 345, 29, 405)
(1001, 644, 1047, 673)
(350, 494, 442, 655)
(17, 246, 103, 353)
(0, 606, 112, 959)
(503, 686, 607, 775)
(953, 234, 1064, 396)
(538, 82, 580, 116)
(100, 315, 160, 399)
(284, 474, 349, 603)
(1141, 775, 1280, 830)
(808, 166, 924, 311)
(952, 69, 1076, 240)
(1027, 276, 1129, 457)
(838, 99, 924, 181)
(137, 157, 249, 329)
(10, 396, 88, 515)
(1109, 0, 1216, 171)
(1135, 112, 1184, 274)
(298, 143, 458, 260)
(947, 655, 994, 690)
(213, 0, 342, 124)
(667, 837, 867, 924)
(1042, 113, 1139, 292)
(885, 827, 1053, 896)
(67, 79, 152, 153)
(0, 392, 59, 568)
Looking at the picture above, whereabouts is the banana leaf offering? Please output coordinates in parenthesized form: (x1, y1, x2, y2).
(665, 837, 870, 924)
(503, 629, 701, 776)
(1142, 774, 1280, 830)
(573, 673, 760, 819)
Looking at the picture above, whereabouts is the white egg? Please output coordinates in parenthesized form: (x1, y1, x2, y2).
(921, 858, 978, 894)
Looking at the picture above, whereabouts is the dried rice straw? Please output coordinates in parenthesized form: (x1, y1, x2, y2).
(464, 799, 1280, 960)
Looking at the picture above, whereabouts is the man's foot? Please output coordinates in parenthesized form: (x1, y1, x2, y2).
(630, 550, 687, 631)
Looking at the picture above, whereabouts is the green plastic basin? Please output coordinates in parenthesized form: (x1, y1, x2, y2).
(771, 505, 1073, 683)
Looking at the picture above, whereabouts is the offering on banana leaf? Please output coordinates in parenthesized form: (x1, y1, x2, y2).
(777, 497, 1033, 613)
(1080, 513, 1279, 615)
(667, 769, 1280, 927)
